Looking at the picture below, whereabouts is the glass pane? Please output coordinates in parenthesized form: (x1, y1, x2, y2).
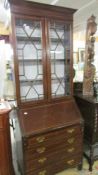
(15, 18, 44, 102)
(49, 21, 71, 98)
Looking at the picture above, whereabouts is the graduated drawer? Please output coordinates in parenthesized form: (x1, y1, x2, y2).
(25, 145, 82, 173)
(26, 153, 82, 175)
(23, 125, 82, 149)
(24, 136, 82, 161)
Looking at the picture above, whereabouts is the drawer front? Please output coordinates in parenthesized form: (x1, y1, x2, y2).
(23, 125, 82, 149)
(26, 154, 82, 175)
(25, 146, 82, 173)
(24, 136, 82, 161)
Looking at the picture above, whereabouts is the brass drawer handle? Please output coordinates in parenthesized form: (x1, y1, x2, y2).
(38, 170, 47, 175)
(67, 128, 75, 133)
(67, 147, 75, 153)
(36, 136, 45, 143)
(67, 159, 74, 165)
(67, 138, 75, 144)
(38, 157, 47, 164)
(36, 147, 46, 154)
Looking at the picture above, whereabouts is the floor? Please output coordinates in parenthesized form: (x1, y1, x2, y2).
(10, 125, 98, 175)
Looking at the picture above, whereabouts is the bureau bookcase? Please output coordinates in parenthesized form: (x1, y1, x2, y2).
(9, 0, 84, 174)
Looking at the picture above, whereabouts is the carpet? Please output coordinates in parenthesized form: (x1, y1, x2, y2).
(56, 158, 98, 175)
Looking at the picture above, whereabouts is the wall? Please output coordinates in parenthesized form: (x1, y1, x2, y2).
(0, 22, 10, 35)
(0, 22, 14, 99)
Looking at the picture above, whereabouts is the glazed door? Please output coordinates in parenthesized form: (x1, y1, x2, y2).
(13, 16, 47, 104)
(12, 15, 72, 106)
(47, 20, 72, 99)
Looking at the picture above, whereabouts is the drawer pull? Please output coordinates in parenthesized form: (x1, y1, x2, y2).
(67, 159, 74, 165)
(38, 157, 47, 164)
(36, 136, 45, 143)
(67, 138, 75, 144)
(67, 128, 75, 133)
(67, 147, 75, 153)
(36, 147, 46, 154)
(38, 170, 47, 175)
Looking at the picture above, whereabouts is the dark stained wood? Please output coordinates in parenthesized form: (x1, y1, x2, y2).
(12, 16, 49, 106)
(25, 154, 81, 175)
(18, 99, 82, 137)
(75, 94, 98, 171)
(73, 82, 83, 95)
(0, 101, 14, 175)
(9, 1, 83, 174)
(9, 0, 76, 21)
(14, 98, 84, 174)
(9, 0, 76, 108)
(25, 139, 82, 160)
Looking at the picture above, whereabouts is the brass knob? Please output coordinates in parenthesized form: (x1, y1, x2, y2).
(67, 159, 74, 165)
(36, 147, 46, 154)
(36, 136, 45, 143)
(67, 128, 75, 133)
(67, 138, 75, 144)
(38, 170, 47, 175)
(38, 157, 47, 164)
(67, 147, 75, 153)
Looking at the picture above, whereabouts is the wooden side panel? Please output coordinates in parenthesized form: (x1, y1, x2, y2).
(0, 113, 14, 175)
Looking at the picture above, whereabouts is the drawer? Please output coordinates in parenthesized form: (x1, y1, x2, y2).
(23, 125, 82, 149)
(25, 146, 82, 172)
(26, 153, 82, 175)
(24, 137, 82, 161)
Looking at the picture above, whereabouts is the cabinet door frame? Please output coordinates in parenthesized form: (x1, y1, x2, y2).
(11, 14, 73, 108)
(11, 14, 48, 107)
(45, 18, 73, 101)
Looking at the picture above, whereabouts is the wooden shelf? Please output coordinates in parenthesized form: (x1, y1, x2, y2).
(16, 36, 41, 42)
(19, 59, 42, 63)
(16, 36, 68, 43)
(19, 77, 66, 86)
(20, 79, 43, 86)
(18, 58, 68, 63)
